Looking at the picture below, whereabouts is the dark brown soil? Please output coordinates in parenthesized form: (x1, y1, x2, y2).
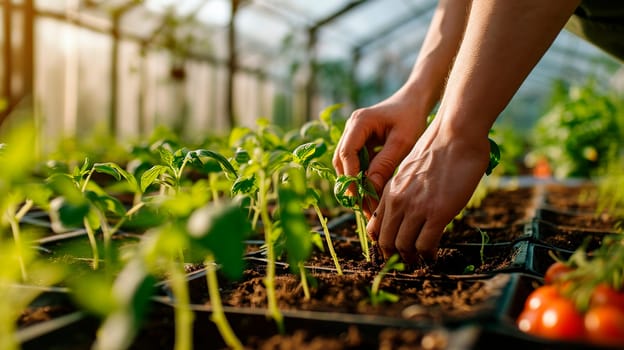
(538, 208, 621, 231)
(18, 305, 74, 328)
(306, 228, 523, 276)
(245, 327, 450, 350)
(535, 222, 613, 252)
(543, 183, 601, 213)
(458, 187, 535, 227)
(440, 222, 528, 245)
(180, 259, 511, 327)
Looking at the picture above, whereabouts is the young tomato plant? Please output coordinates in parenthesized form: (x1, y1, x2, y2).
(368, 254, 405, 306)
(139, 145, 236, 197)
(229, 123, 290, 332)
(292, 141, 343, 275)
(0, 122, 67, 348)
(277, 166, 315, 300)
(47, 159, 138, 272)
(140, 182, 251, 350)
(333, 156, 378, 263)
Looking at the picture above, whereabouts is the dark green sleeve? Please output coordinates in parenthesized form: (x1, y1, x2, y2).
(565, 0, 624, 61)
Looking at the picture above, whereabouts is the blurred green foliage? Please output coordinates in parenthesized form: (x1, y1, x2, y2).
(530, 79, 624, 178)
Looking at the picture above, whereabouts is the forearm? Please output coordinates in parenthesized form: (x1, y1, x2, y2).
(438, 0, 580, 139)
(396, 0, 471, 114)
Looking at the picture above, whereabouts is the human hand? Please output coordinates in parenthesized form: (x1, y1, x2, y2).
(366, 120, 490, 262)
(332, 96, 428, 217)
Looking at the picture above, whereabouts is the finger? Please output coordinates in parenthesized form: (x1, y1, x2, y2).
(362, 194, 379, 220)
(335, 112, 376, 177)
(366, 196, 385, 242)
(366, 133, 412, 196)
(332, 137, 346, 175)
(377, 199, 404, 260)
(415, 220, 446, 261)
(395, 215, 425, 264)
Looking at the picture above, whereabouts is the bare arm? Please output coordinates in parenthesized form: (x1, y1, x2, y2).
(333, 0, 471, 205)
(368, 0, 581, 262)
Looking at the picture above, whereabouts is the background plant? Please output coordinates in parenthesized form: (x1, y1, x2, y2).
(529, 79, 623, 178)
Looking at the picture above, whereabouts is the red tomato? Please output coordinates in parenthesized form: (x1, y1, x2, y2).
(536, 297, 585, 341)
(544, 261, 573, 285)
(590, 283, 624, 311)
(584, 306, 624, 346)
(525, 285, 560, 311)
(516, 308, 543, 335)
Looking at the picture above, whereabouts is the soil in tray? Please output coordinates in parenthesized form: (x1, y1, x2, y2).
(440, 222, 528, 245)
(457, 187, 535, 228)
(537, 208, 620, 231)
(304, 239, 523, 276)
(535, 222, 614, 252)
(21, 303, 454, 350)
(18, 291, 77, 329)
(543, 183, 604, 213)
(188, 266, 508, 324)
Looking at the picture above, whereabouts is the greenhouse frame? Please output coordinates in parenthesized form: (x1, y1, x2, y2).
(2, 1, 624, 349)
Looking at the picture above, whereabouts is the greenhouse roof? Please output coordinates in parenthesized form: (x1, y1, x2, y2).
(33, 0, 620, 82)
(28, 0, 623, 112)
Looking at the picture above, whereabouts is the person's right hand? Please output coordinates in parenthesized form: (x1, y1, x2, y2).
(332, 94, 429, 218)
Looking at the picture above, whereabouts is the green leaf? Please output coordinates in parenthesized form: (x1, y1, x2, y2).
(267, 150, 293, 173)
(300, 121, 327, 139)
(278, 187, 312, 271)
(234, 147, 250, 164)
(47, 173, 83, 202)
(140, 165, 169, 192)
(293, 142, 317, 167)
(159, 147, 174, 167)
(94, 259, 156, 350)
(187, 201, 251, 279)
(86, 206, 101, 230)
(94, 162, 137, 190)
(189, 149, 238, 177)
(463, 265, 476, 274)
(485, 138, 501, 176)
(333, 175, 359, 208)
(231, 175, 257, 195)
(80, 158, 91, 174)
(49, 196, 90, 229)
(69, 271, 115, 317)
(86, 191, 126, 217)
(319, 103, 343, 126)
(93, 163, 122, 181)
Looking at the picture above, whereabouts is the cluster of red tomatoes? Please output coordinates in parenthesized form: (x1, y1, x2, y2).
(516, 261, 624, 347)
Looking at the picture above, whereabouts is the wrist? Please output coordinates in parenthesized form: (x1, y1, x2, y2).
(392, 79, 440, 119)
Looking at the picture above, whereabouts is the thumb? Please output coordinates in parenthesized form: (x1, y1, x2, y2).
(366, 144, 407, 196)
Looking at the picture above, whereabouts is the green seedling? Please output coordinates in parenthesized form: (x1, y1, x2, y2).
(188, 201, 251, 350)
(477, 228, 490, 266)
(71, 259, 155, 350)
(463, 228, 489, 274)
(292, 141, 343, 275)
(47, 159, 141, 272)
(140, 146, 236, 196)
(369, 254, 405, 306)
(334, 169, 378, 262)
(278, 167, 315, 300)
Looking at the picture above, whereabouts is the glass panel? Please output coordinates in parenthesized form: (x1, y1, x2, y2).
(196, 0, 230, 27)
